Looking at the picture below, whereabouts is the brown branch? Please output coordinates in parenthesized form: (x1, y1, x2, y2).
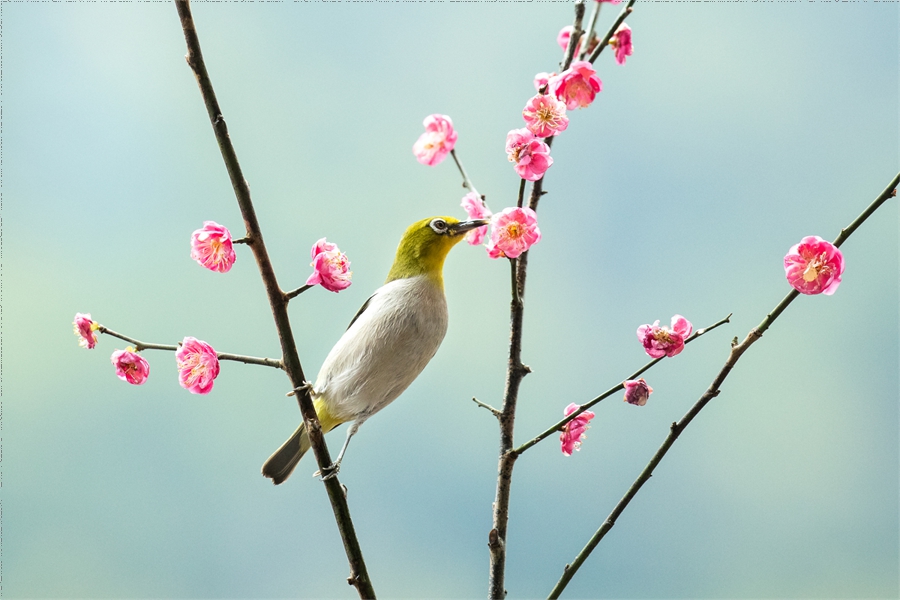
(173, 2, 375, 597)
(547, 171, 899, 599)
(587, 0, 636, 65)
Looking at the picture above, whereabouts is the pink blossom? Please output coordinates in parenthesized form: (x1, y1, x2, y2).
(637, 315, 693, 358)
(550, 61, 602, 110)
(557, 26, 581, 54)
(505, 128, 553, 181)
(486, 206, 542, 259)
(176, 337, 220, 395)
(111, 348, 150, 385)
(412, 114, 458, 167)
(611, 24, 633, 65)
(461, 192, 492, 246)
(190, 221, 236, 273)
(73, 312, 98, 349)
(623, 379, 653, 406)
(306, 238, 352, 292)
(561, 403, 595, 456)
(597, 0, 622, 3)
(533, 72, 555, 92)
(784, 236, 844, 295)
(522, 93, 569, 139)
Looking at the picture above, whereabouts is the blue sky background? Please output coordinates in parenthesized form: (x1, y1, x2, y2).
(3, 1, 898, 598)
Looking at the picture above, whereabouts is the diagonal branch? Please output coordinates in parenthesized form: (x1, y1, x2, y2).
(513, 313, 732, 456)
(547, 172, 899, 599)
(587, 0, 636, 65)
(173, 1, 375, 596)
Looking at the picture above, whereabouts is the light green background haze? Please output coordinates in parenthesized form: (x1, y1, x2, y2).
(3, 1, 898, 598)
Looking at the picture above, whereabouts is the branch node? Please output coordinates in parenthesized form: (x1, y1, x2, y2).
(472, 397, 502, 418)
(670, 421, 678, 432)
(731, 336, 739, 348)
(891, 187, 897, 197)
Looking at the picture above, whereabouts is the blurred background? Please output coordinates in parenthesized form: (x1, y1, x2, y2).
(3, 1, 897, 598)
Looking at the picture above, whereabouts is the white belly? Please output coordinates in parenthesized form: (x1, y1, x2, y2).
(313, 275, 448, 424)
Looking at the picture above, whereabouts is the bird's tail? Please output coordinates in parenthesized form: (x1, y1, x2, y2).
(261, 423, 311, 485)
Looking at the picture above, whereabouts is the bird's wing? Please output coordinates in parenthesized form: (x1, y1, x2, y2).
(346, 294, 374, 330)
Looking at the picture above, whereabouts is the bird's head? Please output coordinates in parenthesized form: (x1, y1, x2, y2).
(386, 216, 490, 285)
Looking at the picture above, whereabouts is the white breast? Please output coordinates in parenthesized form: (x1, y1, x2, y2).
(313, 275, 449, 424)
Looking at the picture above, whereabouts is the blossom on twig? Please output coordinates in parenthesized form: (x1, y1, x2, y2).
(111, 348, 150, 385)
(486, 207, 542, 259)
(176, 337, 220, 395)
(610, 24, 633, 65)
(522, 94, 569, 138)
(561, 403, 595, 456)
(623, 378, 653, 406)
(413, 114, 457, 167)
(505, 129, 553, 181)
(191, 221, 236, 273)
(306, 238, 352, 292)
(784, 236, 844, 295)
(461, 192, 492, 246)
(73, 312, 99, 349)
(550, 61, 602, 110)
(637, 315, 693, 358)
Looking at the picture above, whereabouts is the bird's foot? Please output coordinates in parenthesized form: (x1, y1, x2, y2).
(286, 381, 315, 397)
(313, 461, 342, 481)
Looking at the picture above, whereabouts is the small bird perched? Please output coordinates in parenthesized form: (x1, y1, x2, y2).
(262, 215, 489, 484)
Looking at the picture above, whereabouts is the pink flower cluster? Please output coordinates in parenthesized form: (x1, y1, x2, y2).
(637, 315, 693, 358)
(506, 129, 553, 181)
(191, 221, 236, 273)
(306, 238, 352, 292)
(111, 348, 150, 385)
(461, 193, 492, 246)
(413, 114, 457, 167)
(561, 403, 595, 456)
(74, 313, 98, 349)
(784, 236, 844, 295)
(623, 378, 653, 406)
(486, 207, 542, 259)
(176, 336, 220, 395)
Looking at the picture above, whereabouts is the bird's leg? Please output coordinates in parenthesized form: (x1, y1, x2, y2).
(315, 422, 360, 481)
(286, 381, 315, 397)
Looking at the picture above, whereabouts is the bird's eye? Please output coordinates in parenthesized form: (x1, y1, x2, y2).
(429, 219, 449, 234)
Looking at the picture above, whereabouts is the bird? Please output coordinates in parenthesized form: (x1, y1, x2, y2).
(262, 215, 489, 484)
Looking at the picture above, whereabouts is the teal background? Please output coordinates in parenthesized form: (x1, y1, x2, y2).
(3, 1, 898, 598)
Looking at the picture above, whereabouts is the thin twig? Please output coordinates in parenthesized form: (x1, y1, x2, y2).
(579, 0, 601, 61)
(99, 325, 284, 368)
(547, 173, 899, 599)
(284, 284, 313, 301)
(587, 0, 636, 64)
(517, 179, 526, 209)
(450, 148, 479, 198)
(513, 313, 732, 455)
(173, 2, 375, 597)
(560, 1, 586, 73)
(473, 397, 502, 418)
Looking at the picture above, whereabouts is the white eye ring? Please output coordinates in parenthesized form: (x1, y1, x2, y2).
(430, 219, 449, 234)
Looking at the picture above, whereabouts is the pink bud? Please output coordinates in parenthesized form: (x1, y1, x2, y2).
(412, 114, 458, 167)
(623, 379, 653, 406)
(557, 26, 581, 54)
(784, 236, 844, 295)
(73, 312, 98, 349)
(561, 403, 596, 456)
(111, 348, 150, 385)
(190, 221, 236, 273)
(533, 72, 555, 92)
(176, 337, 220, 395)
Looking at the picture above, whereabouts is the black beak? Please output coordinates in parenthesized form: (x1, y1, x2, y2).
(451, 219, 490, 235)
